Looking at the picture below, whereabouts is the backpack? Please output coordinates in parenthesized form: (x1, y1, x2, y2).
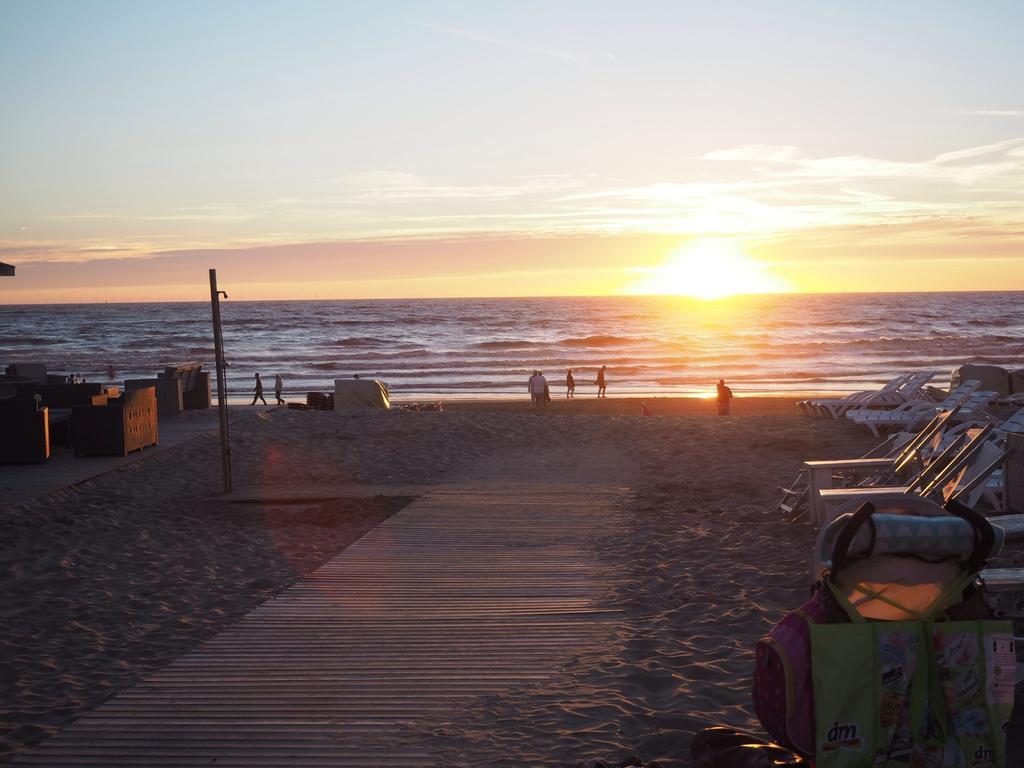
(752, 495, 1006, 760)
(752, 587, 833, 756)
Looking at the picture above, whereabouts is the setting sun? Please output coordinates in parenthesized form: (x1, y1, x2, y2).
(629, 241, 789, 299)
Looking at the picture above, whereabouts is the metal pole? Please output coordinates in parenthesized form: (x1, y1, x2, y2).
(209, 268, 232, 493)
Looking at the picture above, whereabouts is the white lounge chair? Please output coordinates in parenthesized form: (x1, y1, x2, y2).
(799, 371, 937, 419)
(959, 406, 1024, 509)
(798, 410, 972, 525)
(995, 406, 1024, 437)
(816, 426, 1005, 526)
(846, 381, 988, 437)
(798, 373, 912, 417)
(780, 408, 965, 523)
(790, 404, 1024, 525)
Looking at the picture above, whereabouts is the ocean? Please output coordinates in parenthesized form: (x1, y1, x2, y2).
(1, 293, 1022, 401)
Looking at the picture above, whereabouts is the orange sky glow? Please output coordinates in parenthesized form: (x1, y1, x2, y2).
(2, 3, 1023, 303)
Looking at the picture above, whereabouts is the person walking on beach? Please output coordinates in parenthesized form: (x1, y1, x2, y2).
(716, 378, 733, 416)
(597, 365, 607, 398)
(251, 373, 267, 406)
(530, 370, 548, 408)
(274, 373, 285, 405)
(566, 368, 575, 398)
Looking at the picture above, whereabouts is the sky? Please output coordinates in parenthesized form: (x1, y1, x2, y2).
(1, 0, 1023, 302)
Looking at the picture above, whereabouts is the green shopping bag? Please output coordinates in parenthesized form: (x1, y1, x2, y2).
(931, 622, 1017, 764)
(811, 594, 1016, 766)
(809, 497, 1017, 766)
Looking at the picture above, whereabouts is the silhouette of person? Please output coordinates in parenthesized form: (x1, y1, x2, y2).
(597, 365, 607, 398)
(566, 369, 575, 398)
(530, 370, 548, 408)
(251, 373, 267, 405)
(716, 378, 733, 416)
(274, 374, 285, 405)
(107, 365, 117, 379)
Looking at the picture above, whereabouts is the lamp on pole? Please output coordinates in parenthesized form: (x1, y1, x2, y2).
(209, 269, 231, 493)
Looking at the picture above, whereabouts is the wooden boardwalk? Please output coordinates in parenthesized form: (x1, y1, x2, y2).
(17, 483, 628, 766)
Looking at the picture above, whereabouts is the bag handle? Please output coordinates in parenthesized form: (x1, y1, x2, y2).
(828, 501, 876, 581)
(830, 498, 995, 581)
(942, 498, 995, 573)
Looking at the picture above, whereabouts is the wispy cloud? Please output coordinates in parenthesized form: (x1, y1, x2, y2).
(701, 145, 800, 162)
(35, 205, 255, 223)
(932, 136, 1024, 163)
(951, 109, 1024, 117)
(700, 137, 1024, 186)
(533, 138, 1024, 238)
(8, 139, 1024, 265)
(318, 171, 589, 202)
(0, 240, 184, 263)
(420, 22, 586, 63)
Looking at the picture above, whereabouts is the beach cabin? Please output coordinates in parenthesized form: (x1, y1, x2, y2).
(0, 261, 14, 276)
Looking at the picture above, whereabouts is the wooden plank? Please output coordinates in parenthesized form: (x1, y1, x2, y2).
(16, 485, 626, 767)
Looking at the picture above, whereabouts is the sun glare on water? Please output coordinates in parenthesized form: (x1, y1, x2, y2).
(631, 241, 789, 300)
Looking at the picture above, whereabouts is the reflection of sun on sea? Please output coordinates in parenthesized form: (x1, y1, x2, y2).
(630, 241, 788, 300)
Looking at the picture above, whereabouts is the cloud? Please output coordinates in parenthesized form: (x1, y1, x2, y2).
(7, 138, 1024, 270)
(34, 205, 256, 223)
(6, 223, 1021, 304)
(700, 145, 801, 162)
(420, 22, 586, 63)
(0, 236, 240, 264)
(0, 232, 679, 296)
(931, 136, 1024, 163)
(951, 109, 1024, 117)
(524, 137, 1024, 239)
(700, 137, 1024, 186)
(315, 171, 591, 203)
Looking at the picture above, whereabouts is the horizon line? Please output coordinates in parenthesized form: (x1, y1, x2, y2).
(1, 287, 1022, 307)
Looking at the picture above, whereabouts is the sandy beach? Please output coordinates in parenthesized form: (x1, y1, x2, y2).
(6, 1, 1023, 762)
(1, 397, 1021, 766)
(442, 395, 804, 417)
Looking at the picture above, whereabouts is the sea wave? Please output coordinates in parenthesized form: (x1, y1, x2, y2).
(472, 340, 535, 350)
(3, 292, 1022, 396)
(556, 334, 639, 347)
(1, 336, 60, 346)
(328, 337, 388, 348)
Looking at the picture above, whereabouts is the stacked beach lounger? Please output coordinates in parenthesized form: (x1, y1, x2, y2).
(781, 399, 1024, 525)
(844, 380, 995, 437)
(305, 392, 335, 410)
(797, 371, 938, 419)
